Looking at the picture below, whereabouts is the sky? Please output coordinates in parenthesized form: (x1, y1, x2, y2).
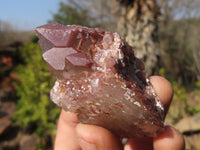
(0, 0, 65, 31)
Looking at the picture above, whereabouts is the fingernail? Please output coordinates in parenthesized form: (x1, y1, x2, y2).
(79, 139, 98, 150)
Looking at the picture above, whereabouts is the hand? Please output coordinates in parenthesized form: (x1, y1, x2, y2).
(54, 76, 185, 150)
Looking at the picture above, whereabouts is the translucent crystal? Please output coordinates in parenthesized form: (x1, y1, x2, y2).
(36, 23, 164, 137)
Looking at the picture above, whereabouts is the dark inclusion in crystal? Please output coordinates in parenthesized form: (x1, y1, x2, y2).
(36, 22, 165, 138)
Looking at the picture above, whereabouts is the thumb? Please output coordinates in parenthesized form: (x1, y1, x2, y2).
(76, 123, 123, 150)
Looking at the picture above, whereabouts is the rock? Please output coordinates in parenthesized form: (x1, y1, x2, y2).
(0, 102, 16, 115)
(175, 112, 200, 133)
(19, 134, 39, 150)
(175, 113, 200, 150)
(0, 116, 11, 135)
(184, 133, 200, 150)
(36, 23, 165, 138)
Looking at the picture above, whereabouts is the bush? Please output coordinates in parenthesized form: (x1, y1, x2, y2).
(160, 68, 200, 124)
(13, 43, 60, 138)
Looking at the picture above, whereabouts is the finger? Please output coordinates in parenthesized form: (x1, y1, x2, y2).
(125, 76, 174, 150)
(153, 126, 185, 150)
(54, 110, 81, 150)
(76, 123, 123, 150)
(149, 76, 173, 115)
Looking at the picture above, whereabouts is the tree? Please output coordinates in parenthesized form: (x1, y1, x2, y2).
(51, 2, 91, 26)
(51, 0, 116, 30)
(158, 0, 200, 84)
(115, 0, 161, 75)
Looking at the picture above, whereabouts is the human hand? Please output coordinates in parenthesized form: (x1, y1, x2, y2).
(54, 76, 185, 150)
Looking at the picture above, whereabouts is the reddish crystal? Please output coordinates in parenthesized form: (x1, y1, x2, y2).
(43, 47, 77, 70)
(66, 53, 92, 67)
(36, 23, 165, 138)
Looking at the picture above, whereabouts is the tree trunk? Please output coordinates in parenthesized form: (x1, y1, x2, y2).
(117, 0, 160, 75)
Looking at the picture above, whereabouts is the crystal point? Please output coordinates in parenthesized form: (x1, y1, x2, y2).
(66, 53, 92, 67)
(43, 47, 77, 71)
(36, 23, 165, 138)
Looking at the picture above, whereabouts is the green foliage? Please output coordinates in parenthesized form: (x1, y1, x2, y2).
(159, 67, 200, 123)
(195, 80, 200, 89)
(31, 35, 39, 43)
(13, 43, 60, 138)
(172, 81, 187, 102)
(159, 18, 200, 85)
(51, 2, 91, 26)
(188, 106, 200, 116)
(170, 78, 200, 116)
(158, 68, 166, 77)
(188, 87, 200, 115)
(169, 79, 188, 123)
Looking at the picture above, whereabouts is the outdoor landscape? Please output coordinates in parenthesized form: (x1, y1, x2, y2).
(0, 0, 200, 150)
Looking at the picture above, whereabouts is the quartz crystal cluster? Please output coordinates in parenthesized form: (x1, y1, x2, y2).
(36, 23, 165, 137)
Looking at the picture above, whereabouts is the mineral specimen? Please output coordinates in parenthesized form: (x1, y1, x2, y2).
(35, 22, 165, 138)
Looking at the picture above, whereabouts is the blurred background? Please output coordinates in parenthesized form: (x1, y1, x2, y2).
(0, 0, 200, 149)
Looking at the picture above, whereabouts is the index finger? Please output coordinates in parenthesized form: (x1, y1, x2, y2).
(54, 111, 81, 150)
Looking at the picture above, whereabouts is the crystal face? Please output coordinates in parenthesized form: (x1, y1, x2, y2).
(36, 23, 165, 138)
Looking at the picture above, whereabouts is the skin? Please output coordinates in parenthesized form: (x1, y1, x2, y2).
(54, 76, 185, 150)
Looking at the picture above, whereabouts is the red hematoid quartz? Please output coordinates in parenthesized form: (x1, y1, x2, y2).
(36, 22, 165, 138)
